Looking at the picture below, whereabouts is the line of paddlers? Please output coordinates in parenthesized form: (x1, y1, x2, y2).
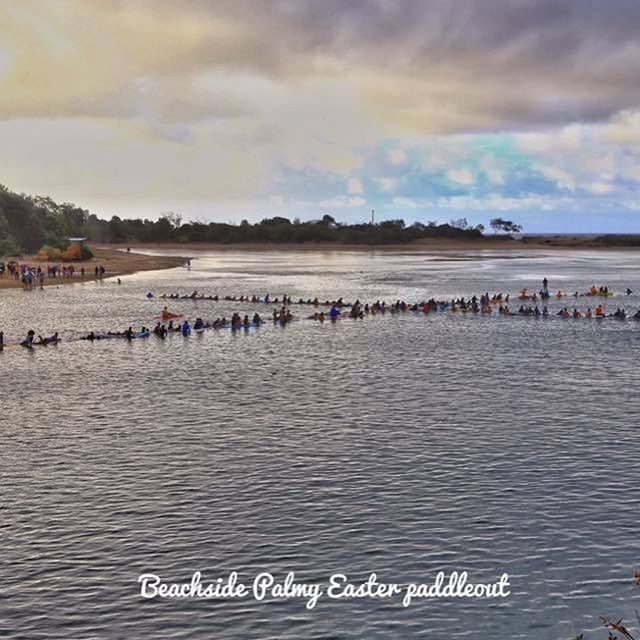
(4, 303, 640, 351)
(82, 305, 640, 344)
(150, 292, 352, 307)
(3, 282, 639, 351)
(146, 285, 634, 307)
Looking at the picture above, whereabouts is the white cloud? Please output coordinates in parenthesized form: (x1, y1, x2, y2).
(446, 167, 475, 185)
(589, 182, 614, 194)
(422, 151, 444, 170)
(388, 148, 407, 165)
(621, 165, 640, 182)
(604, 110, 640, 150)
(318, 195, 366, 208)
(516, 125, 585, 154)
(376, 177, 397, 193)
(478, 154, 504, 185)
(434, 193, 572, 212)
(581, 152, 615, 178)
(541, 165, 576, 191)
(391, 196, 419, 208)
(347, 177, 364, 195)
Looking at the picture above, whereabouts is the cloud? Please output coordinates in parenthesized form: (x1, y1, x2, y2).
(347, 177, 364, 195)
(589, 182, 614, 194)
(621, 164, 640, 183)
(516, 126, 584, 154)
(541, 166, 576, 191)
(388, 148, 407, 165)
(376, 177, 398, 193)
(478, 155, 505, 185)
(391, 196, 419, 209)
(604, 110, 640, 150)
(318, 195, 366, 208)
(3, 0, 640, 131)
(447, 168, 475, 186)
(1, 1, 640, 229)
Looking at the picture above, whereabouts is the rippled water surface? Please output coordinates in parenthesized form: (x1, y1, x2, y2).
(2, 249, 640, 639)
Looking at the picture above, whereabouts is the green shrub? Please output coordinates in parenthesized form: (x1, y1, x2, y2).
(38, 244, 63, 260)
(0, 237, 23, 257)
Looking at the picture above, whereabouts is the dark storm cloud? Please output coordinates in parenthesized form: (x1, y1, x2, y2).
(3, 0, 640, 130)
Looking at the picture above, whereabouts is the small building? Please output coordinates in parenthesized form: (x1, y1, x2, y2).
(63, 237, 89, 261)
(67, 237, 88, 248)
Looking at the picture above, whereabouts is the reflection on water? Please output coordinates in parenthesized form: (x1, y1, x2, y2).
(2, 249, 640, 639)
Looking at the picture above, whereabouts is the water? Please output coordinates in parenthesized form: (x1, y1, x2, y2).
(2, 249, 640, 639)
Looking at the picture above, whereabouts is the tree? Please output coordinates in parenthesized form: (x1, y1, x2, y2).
(490, 218, 522, 234)
(260, 216, 291, 226)
(0, 183, 501, 250)
(159, 211, 182, 229)
(379, 219, 405, 229)
(0, 236, 22, 256)
(107, 216, 127, 243)
(321, 213, 337, 227)
(150, 217, 175, 242)
(450, 217, 469, 230)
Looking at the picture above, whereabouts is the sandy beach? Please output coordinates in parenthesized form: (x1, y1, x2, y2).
(0, 246, 188, 290)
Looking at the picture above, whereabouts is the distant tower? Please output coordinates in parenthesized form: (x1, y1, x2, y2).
(371, 209, 375, 225)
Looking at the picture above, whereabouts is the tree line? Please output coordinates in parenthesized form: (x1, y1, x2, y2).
(0, 183, 524, 255)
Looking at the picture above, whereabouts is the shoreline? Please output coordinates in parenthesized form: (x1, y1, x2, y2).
(0, 246, 188, 290)
(105, 238, 640, 252)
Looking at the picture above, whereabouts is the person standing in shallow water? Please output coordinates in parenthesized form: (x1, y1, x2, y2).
(21, 330, 35, 348)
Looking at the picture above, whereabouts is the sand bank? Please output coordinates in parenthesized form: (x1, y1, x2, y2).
(105, 236, 640, 253)
(0, 246, 188, 290)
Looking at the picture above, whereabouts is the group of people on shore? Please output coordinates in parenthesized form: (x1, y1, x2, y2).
(0, 260, 108, 290)
(1, 263, 48, 290)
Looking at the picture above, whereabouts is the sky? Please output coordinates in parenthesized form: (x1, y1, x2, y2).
(1, 0, 640, 232)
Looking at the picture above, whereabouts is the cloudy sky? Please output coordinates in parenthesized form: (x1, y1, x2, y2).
(1, 0, 640, 231)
